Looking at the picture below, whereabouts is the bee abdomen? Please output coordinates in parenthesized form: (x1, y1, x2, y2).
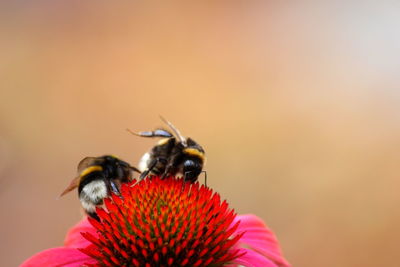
(79, 179, 108, 213)
(138, 152, 151, 173)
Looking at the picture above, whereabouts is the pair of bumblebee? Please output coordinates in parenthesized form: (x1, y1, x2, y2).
(60, 117, 206, 220)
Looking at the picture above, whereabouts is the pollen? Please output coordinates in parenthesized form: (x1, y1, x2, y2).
(79, 176, 244, 267)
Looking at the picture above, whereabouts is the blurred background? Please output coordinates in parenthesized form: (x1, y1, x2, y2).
(1, 1, 399, 266)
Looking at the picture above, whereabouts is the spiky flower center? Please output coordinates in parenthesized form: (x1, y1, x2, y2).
(80, 177, 244, 267)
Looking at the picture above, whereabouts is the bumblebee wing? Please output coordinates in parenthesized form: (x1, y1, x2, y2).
(77, 157, 97, 172)
(59, 176, 80, 197)
(186, 138, 205, 153)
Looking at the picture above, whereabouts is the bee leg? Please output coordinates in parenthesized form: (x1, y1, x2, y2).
(160, 171, 167, 179)
(88, 211, 101, 222)
(110, 180, 121, 196)
(104, 178, 122, 197)
(202, 170, 208, 187)
(140, 157, 168, 180)
(183, 171, 192, 182)
(161, 163, 175, 180)
(160, 169, 168, 179)
(139, 159, 157, 180)
(139, 169, 151, 180)
(139, 158, 158, 180)
(183, 170, 207, 186)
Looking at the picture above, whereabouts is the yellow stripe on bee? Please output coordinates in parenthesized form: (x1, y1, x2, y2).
(157, 138, 170, 146)
(80, 165, 103, 178)
(183, 148, 205, 161)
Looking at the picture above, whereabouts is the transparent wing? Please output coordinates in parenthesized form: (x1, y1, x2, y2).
(77, 157, 97, 173)
(59, 176, 80, 197)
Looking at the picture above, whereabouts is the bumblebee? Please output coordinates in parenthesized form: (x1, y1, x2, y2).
(60, 155, 141, 220)
(128, 117, 206, 183)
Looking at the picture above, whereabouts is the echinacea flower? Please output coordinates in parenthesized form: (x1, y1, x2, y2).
(21, 177, 290, 267)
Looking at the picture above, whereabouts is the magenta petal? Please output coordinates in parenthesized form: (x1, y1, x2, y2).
(233, 214, 291, 267)
(232, 248, 280, 267)
(20, 247, 95, 267)
(64, 217, 98, 248)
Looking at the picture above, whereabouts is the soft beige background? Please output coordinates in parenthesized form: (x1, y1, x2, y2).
(1, 2, 400, 267)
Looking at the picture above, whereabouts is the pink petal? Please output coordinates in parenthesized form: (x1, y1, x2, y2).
(20, 247, 95, 267)
(233, 214, 291, 267)
(64, 217, 98, 248)
(231, 248, 280, 267)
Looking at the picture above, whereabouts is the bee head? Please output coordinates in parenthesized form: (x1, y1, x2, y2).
(101, 155, 133, 180)
(183, 158, 202, 182)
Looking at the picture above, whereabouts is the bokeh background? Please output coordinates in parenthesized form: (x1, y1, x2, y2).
(1, 1, 400, 266)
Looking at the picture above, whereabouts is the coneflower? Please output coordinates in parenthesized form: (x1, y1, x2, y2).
(21, 176, 290, 267)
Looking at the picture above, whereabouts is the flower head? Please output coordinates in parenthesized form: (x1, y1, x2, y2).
(21, 176, 290, 267)
(81, 177, 243, 266)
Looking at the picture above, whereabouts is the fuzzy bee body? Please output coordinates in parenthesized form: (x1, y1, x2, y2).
(138, 137, 175, 175)
(130, 117, 206, 183)
(60, 155, 140, 220)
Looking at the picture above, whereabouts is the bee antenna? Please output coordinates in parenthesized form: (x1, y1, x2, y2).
(126, 128, 141, 136)
(159, 115, 187, 146)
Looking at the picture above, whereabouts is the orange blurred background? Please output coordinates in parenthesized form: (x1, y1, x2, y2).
(1, 2, 400, 267)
